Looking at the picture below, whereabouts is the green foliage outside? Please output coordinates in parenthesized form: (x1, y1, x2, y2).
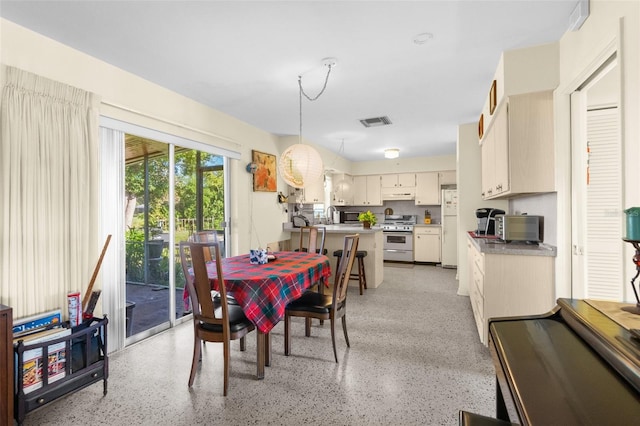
(125, 149, 225, 288)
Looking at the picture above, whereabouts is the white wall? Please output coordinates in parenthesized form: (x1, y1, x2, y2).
(510, 193, 557, 246)
(0, 18, 293, 255)
(352, 154, 455, 175)
(554, 0, 640, 299)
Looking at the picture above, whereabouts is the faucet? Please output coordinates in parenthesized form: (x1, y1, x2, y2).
(326, 205, 337, 224)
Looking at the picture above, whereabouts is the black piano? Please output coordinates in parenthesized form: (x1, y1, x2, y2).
(488, 298, 640, 425)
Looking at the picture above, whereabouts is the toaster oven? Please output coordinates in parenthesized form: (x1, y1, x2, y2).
(495, 215, 543, 242)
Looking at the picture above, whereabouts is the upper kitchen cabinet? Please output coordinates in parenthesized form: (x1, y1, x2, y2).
(481, 91, 554, 199)
(381, 173, 416, 188)
(288, 175, 325, 204)
(381, 173, 416, 201)
(439, 170, 456, 185)
(332, 173, 353, 206)
(415, 172, 440, 205)
(479, 42, 558, 142)
(353, 175, 382, 206)
(288, 174, 325, 204)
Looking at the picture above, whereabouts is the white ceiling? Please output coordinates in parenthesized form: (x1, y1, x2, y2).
(0, 0, 579, 162)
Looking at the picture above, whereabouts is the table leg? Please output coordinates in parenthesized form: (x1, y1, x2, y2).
(265, 331, 271, 366)
(256, 331, 265, 379)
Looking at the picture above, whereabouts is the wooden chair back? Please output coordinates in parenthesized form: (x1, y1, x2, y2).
(298, 226, 326, 255)
(333, 234, 359, 307)
(179, 241, 229, 331)
(191, 230, 219, 261)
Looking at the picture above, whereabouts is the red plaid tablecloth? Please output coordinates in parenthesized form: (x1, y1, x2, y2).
(206, 251, 331, 333)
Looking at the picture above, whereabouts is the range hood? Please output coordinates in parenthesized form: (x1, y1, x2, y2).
(381, 188, 415, 201)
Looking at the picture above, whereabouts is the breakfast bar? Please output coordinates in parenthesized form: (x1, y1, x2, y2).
(285, 224, 384, 288)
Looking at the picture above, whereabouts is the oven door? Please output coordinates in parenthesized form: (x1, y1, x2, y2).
(383, 231, 413, 262)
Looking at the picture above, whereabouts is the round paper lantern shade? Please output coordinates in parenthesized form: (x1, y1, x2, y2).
(278, 144, 324, 189)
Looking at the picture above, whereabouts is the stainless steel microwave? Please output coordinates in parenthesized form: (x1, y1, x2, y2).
(495, 215, 543, 242)
(341, 211, 362, 223)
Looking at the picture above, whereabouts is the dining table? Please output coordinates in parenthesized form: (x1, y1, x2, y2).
(202, 250, 331, 379)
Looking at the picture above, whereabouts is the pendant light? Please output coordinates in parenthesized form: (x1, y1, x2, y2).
(279, 59, 336, 189)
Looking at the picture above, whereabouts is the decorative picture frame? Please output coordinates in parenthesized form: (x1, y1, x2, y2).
(251, 150, 277, 192)
(489, 80, 497, 115)
(478, 114, 484, 140)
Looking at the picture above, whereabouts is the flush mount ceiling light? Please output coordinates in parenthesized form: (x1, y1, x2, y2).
(384, 148, 400, 159)
(279, 58, 337, 189)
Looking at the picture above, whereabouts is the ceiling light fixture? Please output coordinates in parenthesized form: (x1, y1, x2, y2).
(279, 58, 337, 189)
(384, 148, 400, 159)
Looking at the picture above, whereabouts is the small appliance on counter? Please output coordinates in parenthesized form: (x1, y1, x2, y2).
(341, 211, 362, 224)
(423, 210, 431, 224)
(475, 208, 505, 235)
(495, 214, 543, 243)
(292, 215, 310, 228)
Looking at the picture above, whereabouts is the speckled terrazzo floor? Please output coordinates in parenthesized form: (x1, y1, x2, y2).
(20, 264, 495, 425)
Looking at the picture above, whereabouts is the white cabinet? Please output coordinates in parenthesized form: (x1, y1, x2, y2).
(332, 173, 353, 206)
(288, 178, 323, 204)
(303, 176, 324, 203)
(415, 172, 440, 205)
(414, 227, 441, 263)
(381, 173, 415, 188)
(439, 170, 456, 185)
(480, 91, 554, 200)
(479, 43, 558, 137)
(289, 176, 324, 204)
(467, 236, 555, 345)
(352, 175, 382, 206)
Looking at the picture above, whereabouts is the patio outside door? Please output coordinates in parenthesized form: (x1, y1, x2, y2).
(124, 136, 228, 340)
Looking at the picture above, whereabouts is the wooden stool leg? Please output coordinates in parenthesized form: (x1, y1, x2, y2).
(358, 257, 363, 295)
(360, 257, 367, 290)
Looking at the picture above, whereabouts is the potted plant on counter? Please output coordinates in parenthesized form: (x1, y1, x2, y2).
(358, 211, 377, 229)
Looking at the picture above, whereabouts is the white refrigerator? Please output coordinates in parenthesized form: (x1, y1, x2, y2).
(441, 189, 458, 268)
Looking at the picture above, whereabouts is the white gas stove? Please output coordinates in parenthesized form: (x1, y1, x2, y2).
(381, 215, 417, 232)
(381, 215, 417, 262)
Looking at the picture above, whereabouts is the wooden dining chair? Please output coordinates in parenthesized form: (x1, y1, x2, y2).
(178, 240, 255, 395)
(190, 231, 237, 306)
(296, 226, 327, 255)
(296, 226, 327, 296)
(284, 234, 359, 362)
(191, 230, 219, 261)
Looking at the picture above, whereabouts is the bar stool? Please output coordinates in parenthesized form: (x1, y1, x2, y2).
(332, 249, 367, 295)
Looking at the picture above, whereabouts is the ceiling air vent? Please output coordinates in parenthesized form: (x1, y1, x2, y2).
(359, 116, 392, 128)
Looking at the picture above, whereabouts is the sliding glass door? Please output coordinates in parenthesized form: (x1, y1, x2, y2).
(123, 136, 228, 339)
(174, 150, 226, 315)
(100, 118, 238, 352)
(124, 136, 173, 338)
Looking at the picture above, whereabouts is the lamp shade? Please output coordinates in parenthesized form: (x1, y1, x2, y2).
(278, 144, 324, 189)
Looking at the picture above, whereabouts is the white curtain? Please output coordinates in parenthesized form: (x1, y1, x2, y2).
(0, 66, 100, 319)
(98, 126, 126, 351)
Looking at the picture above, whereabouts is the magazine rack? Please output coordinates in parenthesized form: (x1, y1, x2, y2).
(13, 316, 108, 425)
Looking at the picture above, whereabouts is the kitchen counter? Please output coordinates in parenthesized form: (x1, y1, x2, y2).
(467, 232, 556, 257)
(413, 224, 442, 228)
(283, 223, 382, 233)
(285, 224, 383, 288)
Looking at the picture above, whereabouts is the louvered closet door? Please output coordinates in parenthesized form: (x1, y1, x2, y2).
(585, 107, 623, 299)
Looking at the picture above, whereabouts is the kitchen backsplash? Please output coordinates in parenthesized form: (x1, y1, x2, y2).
(289, 200, 443, 225)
